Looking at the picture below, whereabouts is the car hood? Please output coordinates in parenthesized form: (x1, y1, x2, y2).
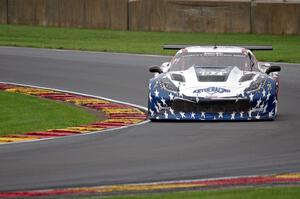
(167, 66, 259, 98)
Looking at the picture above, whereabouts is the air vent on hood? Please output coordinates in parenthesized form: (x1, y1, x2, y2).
(239, 74, 255, 82)
(171, 74, 185, 82)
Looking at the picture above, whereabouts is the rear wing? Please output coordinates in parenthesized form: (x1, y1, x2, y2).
(163, 44, 273, 51)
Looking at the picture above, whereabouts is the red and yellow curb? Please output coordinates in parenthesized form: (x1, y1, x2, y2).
(0, 173, 299, 197)
(0, 83, 147, 143)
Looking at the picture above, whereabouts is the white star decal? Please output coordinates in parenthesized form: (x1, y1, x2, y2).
(149, 109, 154, 116)
(218, 112, 223, 118)
(157, 102, 162, 110)
(191, 112, 196, 119)
(196, 97, 199, 103)
(240, 112, 244, 118)
(263, 104, 268, 113)
(179, 90, 183, 97)
(260, 103, 264, 110)
(262, 89, 266, 97)
(255, 114, 260, 120)
(248, 109, 253, 117)
(154, 89, 159, 97)
(161, 97, 166, 106)
(154, 105, 159, 113)
(201, 112, 205, 118)
(164, 111, 168, 119)
(179, 112, 185, 118)
(169, 108, 175, 115)
(256, 98, 262, 108)
(268, 110, 274, 118)
(266, 92, 271, 101)
(249, 93, 254, 102)
(231, 112, 236, 120)
(169, 93, 174, 100)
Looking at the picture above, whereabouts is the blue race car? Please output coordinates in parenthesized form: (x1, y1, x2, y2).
(148, 45, 281, 121)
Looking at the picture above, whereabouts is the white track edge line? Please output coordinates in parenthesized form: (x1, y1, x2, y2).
(91, 174, 265, 188)
(14, 173, 284, 192)
(0, 46, 171, 58)
(0, 81, 150, 146)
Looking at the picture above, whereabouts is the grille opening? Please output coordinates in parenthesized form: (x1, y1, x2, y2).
(197, 75, 228, 82)
(171, 99, 250, 113)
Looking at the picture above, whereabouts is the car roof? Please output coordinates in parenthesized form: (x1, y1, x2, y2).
(176, 46, 246, 55)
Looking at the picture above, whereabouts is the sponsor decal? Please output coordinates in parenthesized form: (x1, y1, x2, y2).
(193, 87, 230, 95)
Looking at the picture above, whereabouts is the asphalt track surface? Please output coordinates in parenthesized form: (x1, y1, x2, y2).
(0, 47, 300, 192)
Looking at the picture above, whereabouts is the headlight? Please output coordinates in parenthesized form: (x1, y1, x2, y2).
(159, 78, 178, 92)
(245, 77, 265, 92)
(171, 74, 185, 82)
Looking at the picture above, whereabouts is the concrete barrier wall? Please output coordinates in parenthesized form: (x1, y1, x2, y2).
(128, 0, 299, 34)
(252, 2, 300, 34)
(164, 0, 251, 33)
(128, 0, 251, 33)
(5, 0, 128, 30)
(128, 0, 167, 31)
(0, 0, 7, 24)
(0, 0, 299, 34)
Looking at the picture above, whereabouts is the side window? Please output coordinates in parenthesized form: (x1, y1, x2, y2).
(171, 56, 185, 71)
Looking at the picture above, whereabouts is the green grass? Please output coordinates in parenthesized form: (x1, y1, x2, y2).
(0, 91, 99, 136)
(81, 187, 300, 199)
(0, 24, 300, 63)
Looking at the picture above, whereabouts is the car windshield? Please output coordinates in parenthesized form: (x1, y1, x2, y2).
(170, 52, 256, 72)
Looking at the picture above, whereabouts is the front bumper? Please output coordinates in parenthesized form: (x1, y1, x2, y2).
(148, 80, 278, 121)
(171, 97, 250, 113)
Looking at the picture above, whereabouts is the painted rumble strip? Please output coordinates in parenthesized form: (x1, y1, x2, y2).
(0, 82, 147, 144)
(0, 173, 299, 198)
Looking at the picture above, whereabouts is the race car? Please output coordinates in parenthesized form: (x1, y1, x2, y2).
(148, 45, 281, 121)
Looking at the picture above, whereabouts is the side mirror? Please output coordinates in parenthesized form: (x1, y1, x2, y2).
(162, 62, 170, 68)
(265, 65, 281, 75)
(149, 66, 163, 74)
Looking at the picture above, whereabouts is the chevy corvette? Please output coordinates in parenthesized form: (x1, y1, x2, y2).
(148, 45, 281, 121)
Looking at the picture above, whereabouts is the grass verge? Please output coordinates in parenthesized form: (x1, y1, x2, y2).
(0, 24, 300, 63)
(81, 187, 300, 199)
(0, 91, 98, 136)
